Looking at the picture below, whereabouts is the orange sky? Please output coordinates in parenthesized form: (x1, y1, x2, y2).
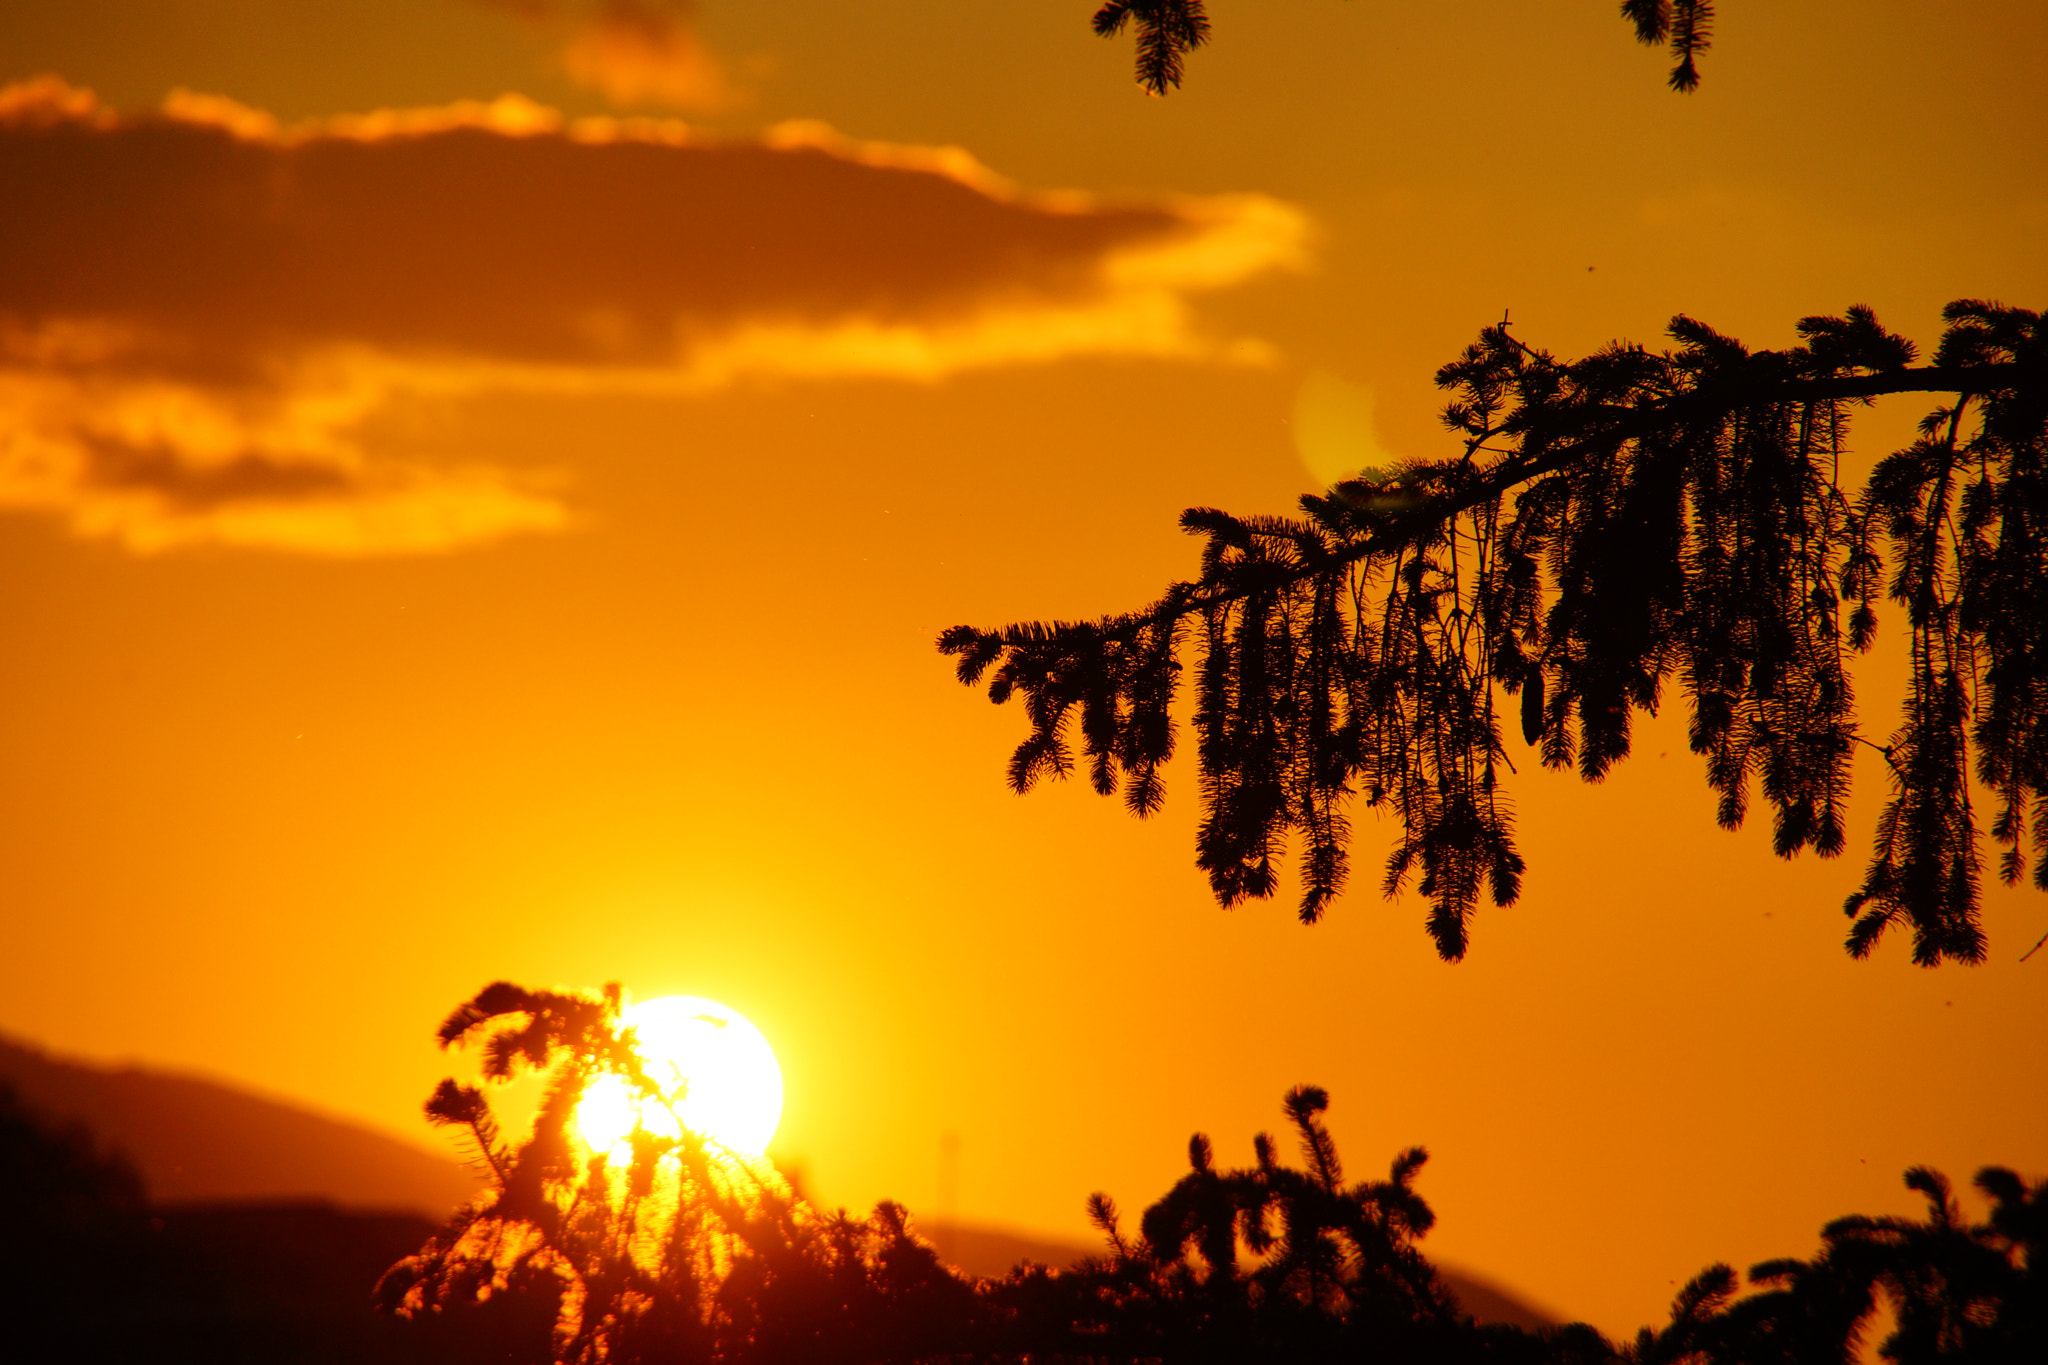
(1, 0, 2044, 1336)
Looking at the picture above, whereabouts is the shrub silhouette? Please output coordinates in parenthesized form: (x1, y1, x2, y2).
(977, 1083, 1617, 1365)
(379, 982, 979, 1364)
(0, 1084, 506, 1363)
(385, 986, 1617, 1363)
(1616, 1164, 2045, 1365)
(386, 983, 2043, 1363)
(0, 1082, 148, 1360)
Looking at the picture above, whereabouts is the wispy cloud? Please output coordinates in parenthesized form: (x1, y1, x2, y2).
(485, 0, 739, 112)
(0, 78, 1306, 554)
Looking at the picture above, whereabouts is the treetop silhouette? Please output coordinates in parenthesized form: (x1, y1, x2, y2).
(380, 995, 2048, 1362)
(383, 981, 982, 1365)
(1622, 1163, 2046, 1365)
(383, 994, 1565, 1363)
(941, 301, 2048, 963)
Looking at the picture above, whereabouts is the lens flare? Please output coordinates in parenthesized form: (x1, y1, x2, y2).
(576, 996, 783, 1158)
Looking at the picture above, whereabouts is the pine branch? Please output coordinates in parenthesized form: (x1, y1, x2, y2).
(1093, 0, 1210, 95)
(423, 1079, 510, 1185)
(1095, 1, 1723, 95)
(949, 362, 2022, 658)
(942, 304, 2046, 964)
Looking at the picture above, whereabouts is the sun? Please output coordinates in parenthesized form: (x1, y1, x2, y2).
(576, 996, 784, 1159)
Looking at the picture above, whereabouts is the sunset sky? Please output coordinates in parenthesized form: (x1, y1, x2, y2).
(2, 0, 2044, 1335)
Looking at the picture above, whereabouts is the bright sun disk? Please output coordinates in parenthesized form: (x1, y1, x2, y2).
(576, 996, 783, 1159)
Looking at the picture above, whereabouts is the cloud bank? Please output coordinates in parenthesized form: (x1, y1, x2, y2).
(0, 77, 1305, 554)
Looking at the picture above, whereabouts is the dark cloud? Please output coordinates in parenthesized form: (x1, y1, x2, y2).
(0, 79, 1304, 552)
(81, 438, 359, 508)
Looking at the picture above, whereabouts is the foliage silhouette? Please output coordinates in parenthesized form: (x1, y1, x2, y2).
(386, 1003, 2043, 1364)
(991, 1083, 1615, 1364)
(0, 1079, 145, 1230)
(386, 983, 1618, 1363)
(1618, 1163, 2046, 1365)
(1094, 1, 1718, 95)
(380, 981, 982, 1365)
(940, 301, 2048, 963)
(0, 1082, 147, 1361)
(1092, 1, 1210, 96)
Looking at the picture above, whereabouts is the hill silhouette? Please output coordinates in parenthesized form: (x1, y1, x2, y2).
(1, 1030, 1561, 1332)
(0, 1079, 552, 1364)
(0, 1032, 479, 1215)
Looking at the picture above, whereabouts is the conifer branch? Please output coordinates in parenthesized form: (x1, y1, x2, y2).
(952, 361, 2023, 658)
(1098, 0, 1726, 96)
(942, 303, 2047, 963)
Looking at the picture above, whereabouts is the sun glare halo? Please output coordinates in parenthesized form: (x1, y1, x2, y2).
(576, 996, 784, 1158)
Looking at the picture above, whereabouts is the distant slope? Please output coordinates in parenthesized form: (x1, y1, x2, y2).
(0, 1033, 480, 1216)
(0, 1033, 1563, 1329)
(914, 1217, 1560, 1331)
(1440, 1269, 1566, 1333)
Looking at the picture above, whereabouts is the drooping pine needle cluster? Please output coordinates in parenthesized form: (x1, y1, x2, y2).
(1092, 1, 1210, 95)
(1622, 0, 1716, 92)
(1094, 1, 1719, 97)
(940, 302, 2048, 963)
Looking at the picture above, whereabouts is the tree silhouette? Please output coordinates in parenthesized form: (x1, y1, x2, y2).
(384, 1003, 2045, 1364)
(380, 982, 980, 1365)
(992, 1085, 1619, 1363)
(1, 1085, 498, 1364)
(1107, 1085, 1458, 1357)
(386, 985, 1619, 1363)
(1817, 1165, 2047, 1363)
(941, 301, 2048, 963)
(1093, 1, 1719, 95)
(0, 1083, 147, 1361)
(1618, 1164, 2046, 1365)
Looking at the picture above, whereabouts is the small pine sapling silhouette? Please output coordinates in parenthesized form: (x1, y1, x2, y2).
(379, 982, 977, 1365)
(1621, 1163, 2046, 1365)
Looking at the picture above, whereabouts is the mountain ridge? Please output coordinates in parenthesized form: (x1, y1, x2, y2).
(0, 1031, 482, 1215)
(0, 1030, 1561, 1328)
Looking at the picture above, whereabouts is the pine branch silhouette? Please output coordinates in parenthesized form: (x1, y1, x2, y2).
(942, 301, 2048, 964)
(1623, 1, 1716, 91)
(1622, 1162, 2048, 1363)
(1093, 1, 1209, 95)
(423, 1079, 509, 1185)
(1096, 1, 1721, 96)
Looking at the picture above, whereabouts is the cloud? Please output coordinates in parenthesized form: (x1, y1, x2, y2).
(487, 1, 739, 112)
(0, 78, 1305, 554)
(560, 4, 736, 111)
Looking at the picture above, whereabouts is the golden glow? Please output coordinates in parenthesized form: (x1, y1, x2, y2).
(1293, 369, 1399, 489)
(577, 997, 784, 1158)
(4, 4, 2044, 1341)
